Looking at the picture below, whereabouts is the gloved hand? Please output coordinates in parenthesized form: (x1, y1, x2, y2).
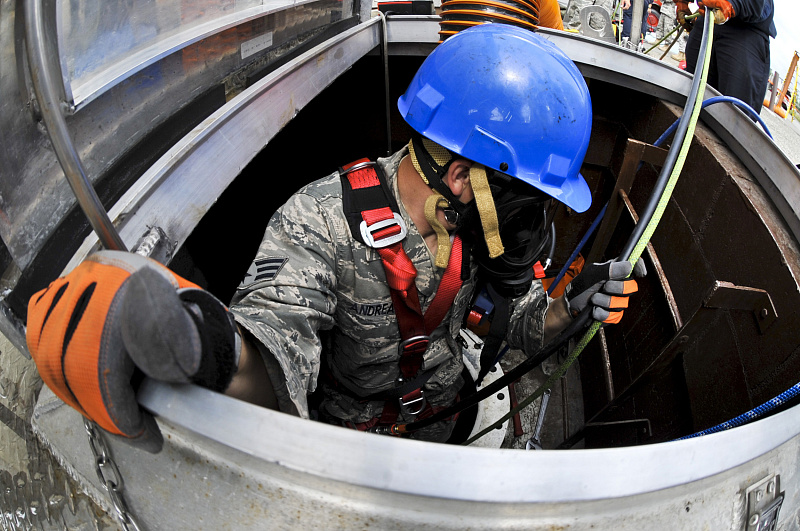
(564, 259, 646, 325)
(26, 251, 240, 453)
(675, 1, 695, 32)
(698, 0, 734, 23)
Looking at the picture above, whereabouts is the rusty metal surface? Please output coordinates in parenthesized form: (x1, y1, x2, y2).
(580, 96, 800, 442)
(586, 139, 669, 264)
(619, 190, 682, 331)
(704, 281, 778, 335)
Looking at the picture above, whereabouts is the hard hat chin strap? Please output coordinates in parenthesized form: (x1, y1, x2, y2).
(408, 136, 504, 264)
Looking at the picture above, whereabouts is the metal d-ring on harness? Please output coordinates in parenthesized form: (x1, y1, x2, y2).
(393, 12, 717, 443)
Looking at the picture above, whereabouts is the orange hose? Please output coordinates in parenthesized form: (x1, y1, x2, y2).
(439, 10, 538, 29)
(443, 0, 539, 17)
(441, 0, 538, 21)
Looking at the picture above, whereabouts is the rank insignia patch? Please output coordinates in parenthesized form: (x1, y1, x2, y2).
(239, 257, 288, 287)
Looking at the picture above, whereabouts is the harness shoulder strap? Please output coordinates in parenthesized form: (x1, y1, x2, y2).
(340, 159, 405, 248)
(338, 159, 465, 423)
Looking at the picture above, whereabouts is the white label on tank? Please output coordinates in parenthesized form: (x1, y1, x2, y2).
(241, 32, 273, 60)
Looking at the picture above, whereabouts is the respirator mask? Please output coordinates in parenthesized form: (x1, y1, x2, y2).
(473, 171, 556, 298)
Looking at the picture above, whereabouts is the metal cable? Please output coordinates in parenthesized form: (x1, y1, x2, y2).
(24, 0, 127, 252)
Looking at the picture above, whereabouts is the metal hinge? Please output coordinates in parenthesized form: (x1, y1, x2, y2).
(744, 474, 784, 531)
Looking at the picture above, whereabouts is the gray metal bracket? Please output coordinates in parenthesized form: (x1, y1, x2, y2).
(132, 226, 175, 264)
(579, 5, 617, 44)
(704, 281, 778, 334)
(744, 474, 784, 531)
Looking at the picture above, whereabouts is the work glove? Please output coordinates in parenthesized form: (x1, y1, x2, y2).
(675, 1, 694, 32)
(564, 259, 646, 325)
(26, 251, 240, 453)
(698, 0, 734, 23)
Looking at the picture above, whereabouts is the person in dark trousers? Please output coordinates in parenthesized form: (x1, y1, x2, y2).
(680, 0, 775, 115)
(621, 0, 655, 41)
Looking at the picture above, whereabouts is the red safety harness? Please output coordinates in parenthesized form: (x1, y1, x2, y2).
(337, 159, 465, 432)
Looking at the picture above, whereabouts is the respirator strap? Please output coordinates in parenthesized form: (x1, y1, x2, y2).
(408, 137, 504, 260)
(477, 283, 510, 386)
(469, 164, 504, 259)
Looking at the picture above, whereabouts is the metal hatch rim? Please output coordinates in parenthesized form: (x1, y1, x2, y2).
(59, 0, 327, 111)
(138, 377, 800, 504)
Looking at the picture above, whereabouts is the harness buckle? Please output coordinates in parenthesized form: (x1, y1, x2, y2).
(342, 160, 375, 174)
(399, 389, 427, 417)
(360, 214, 408, 248)
(398, 335, 430, 357)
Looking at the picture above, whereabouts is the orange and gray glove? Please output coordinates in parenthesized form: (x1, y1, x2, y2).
(698, 0, 734, 23)
(676, 1, 695, 32)
(26, 251, 240, 453)
(564, 259, 646, 325)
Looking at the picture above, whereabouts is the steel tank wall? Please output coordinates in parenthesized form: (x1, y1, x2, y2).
(30, 379, 800, 530)
(0, 0, 365, 342)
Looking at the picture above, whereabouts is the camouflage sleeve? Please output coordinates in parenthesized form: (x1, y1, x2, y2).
(505, 280, 550, 356)
(229, 188, 340, 418)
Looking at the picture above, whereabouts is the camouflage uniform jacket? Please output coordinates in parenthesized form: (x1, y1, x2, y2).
(229, 147, 550, 440)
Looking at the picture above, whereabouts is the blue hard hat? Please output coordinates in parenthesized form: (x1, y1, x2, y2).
(398, 24, 593, 213)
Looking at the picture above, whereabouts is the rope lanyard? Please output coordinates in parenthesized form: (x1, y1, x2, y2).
(459, 13, 716, 446)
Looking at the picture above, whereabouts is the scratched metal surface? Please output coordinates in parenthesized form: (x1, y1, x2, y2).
(0, 335, 118, 531)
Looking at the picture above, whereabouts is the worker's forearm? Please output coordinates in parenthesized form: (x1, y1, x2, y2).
(543, 295, 572, 345)
(225, 326, 279, 410)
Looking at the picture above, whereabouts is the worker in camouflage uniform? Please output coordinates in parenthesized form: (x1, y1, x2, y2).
(654, 1, 676, 41)
(25, 25, 643, 451)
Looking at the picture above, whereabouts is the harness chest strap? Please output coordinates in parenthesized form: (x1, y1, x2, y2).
(340, 159, 464, 426)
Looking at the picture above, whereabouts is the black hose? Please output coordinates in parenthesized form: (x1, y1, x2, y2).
(395, 306, 592, 434)
(619, 12, 712, 261)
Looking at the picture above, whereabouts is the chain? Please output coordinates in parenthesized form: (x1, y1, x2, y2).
(84, 419, 146, 531)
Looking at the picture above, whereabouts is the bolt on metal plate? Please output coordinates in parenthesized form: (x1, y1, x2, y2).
(745, 473, 783, 531)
